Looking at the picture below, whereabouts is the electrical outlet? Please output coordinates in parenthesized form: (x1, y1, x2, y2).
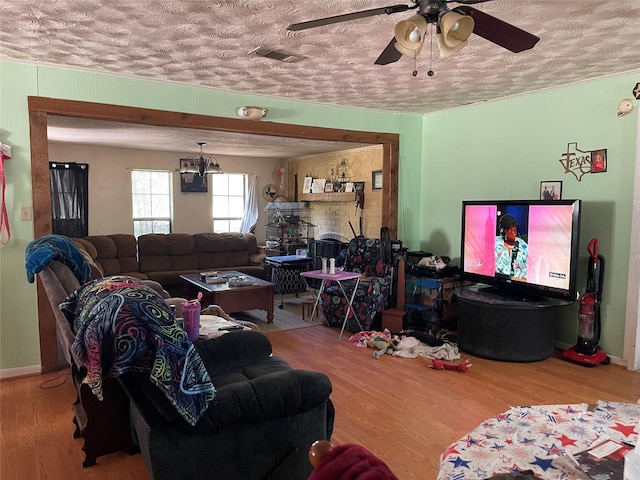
(20, 206, 32, 221)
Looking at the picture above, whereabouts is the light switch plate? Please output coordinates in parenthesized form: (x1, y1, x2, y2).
(20, 205, 32, 221)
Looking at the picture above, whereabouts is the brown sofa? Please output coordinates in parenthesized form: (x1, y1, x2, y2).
(73, 234, 145, 279)
(73, 232, 267, 296)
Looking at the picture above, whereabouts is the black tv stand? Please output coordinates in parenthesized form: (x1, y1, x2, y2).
(476, 285, 547, 303)
(456, 284, 574, 362)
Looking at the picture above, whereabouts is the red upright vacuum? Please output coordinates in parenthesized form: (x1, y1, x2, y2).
(562, 238, 610, 366)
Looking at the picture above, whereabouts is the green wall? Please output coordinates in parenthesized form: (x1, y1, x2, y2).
(0, 61, 422, 371)
(0, 60, 637, 370)
(420, 73, 639, 358)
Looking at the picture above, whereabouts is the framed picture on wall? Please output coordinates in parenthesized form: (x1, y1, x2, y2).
(590, 149, 607, 173)
(539, 180, 562, 200)
(180, 171, 208, 193)
(372, 170, 383, 190)
(302, 176, 313, 194)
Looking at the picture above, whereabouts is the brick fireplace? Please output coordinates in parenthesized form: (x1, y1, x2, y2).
(286, 145, 383, 241)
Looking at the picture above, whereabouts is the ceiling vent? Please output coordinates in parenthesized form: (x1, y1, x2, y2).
(249, 47, 305, 63)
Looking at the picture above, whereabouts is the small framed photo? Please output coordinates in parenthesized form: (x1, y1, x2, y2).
(324, 182, 335, 193)
(302, 176, 312, 194)
(311, 178, 326, 193)
(353, 181, 365, 192)
(540, 180, 562, 200)
(372, 170, 383, 190)
(344, 182, 354, 193)
(590, 149, 607, 173)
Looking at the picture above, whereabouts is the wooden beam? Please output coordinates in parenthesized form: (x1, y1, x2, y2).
(28, 96, 400, 372)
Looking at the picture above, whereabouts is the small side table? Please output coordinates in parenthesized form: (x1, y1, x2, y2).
(264, 255, 314, 308)
(300, 269, 361, 342)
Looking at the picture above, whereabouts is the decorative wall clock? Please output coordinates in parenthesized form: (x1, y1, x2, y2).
(262, 183, 280, 202)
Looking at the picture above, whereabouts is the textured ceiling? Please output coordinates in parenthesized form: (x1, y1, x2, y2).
(45, 115, 373, 158)
(2, 0, 640, 157)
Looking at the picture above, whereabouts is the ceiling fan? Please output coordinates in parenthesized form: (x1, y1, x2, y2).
(287, 0, 540, 64)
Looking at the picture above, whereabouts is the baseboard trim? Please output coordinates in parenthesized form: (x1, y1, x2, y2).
(0, 365, 41, 380)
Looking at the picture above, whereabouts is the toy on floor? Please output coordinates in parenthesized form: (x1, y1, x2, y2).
(369, 334, 395, 359)
(431, 358, 472, 372)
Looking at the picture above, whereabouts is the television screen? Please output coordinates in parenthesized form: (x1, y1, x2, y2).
(461, 199, 581, 301)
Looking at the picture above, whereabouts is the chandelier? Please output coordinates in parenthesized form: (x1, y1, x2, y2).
(179, 142, 222, 176)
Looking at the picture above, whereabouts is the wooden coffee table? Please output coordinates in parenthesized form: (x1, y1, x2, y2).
(180, 271, 275, 323)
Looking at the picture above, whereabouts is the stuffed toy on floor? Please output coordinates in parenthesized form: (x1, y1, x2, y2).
(368, 334, 396, 359)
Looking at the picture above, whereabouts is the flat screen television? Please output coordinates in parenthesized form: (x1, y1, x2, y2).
(460, 199, 582, 301)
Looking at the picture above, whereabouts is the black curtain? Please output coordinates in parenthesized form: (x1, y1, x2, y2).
(49, 162, 89, 238)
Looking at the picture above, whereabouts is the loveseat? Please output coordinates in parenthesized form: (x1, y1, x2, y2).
(73, 232, 267, 296)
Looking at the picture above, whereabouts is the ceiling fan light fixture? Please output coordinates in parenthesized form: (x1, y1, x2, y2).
(408, 27, 421, 43)
(436, 33, 468, 59)
(394, 14, 427, 59)
(394, 41, 424, 60)
(439, 12, 474, 48)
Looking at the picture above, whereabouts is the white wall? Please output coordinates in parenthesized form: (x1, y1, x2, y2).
(47, 143, 282, 242)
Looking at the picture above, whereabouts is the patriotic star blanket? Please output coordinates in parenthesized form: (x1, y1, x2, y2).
(438, 400, 639, 480)
(60, 276, 215, 426)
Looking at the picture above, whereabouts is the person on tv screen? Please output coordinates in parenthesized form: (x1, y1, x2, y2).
(495, 214, 528, 280)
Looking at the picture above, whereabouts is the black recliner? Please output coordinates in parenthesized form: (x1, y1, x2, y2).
(120, 330, 334, 480)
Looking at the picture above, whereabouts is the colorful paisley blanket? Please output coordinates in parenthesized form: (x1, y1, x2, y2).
(59, 276, 214, 426)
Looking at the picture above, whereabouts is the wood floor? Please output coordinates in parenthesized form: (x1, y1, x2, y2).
(1, 325, 639, 480)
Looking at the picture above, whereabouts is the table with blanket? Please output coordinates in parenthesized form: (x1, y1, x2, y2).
(437, 400, 639, 480)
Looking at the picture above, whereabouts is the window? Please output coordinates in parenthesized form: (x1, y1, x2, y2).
(131, 170, 172, 237)
(212, 174, 246, 232)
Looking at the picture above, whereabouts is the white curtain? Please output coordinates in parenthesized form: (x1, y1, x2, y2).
(240, 174, 259, 233)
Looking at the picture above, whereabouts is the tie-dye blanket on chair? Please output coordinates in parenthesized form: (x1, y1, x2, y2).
(59, 276, 214, 426)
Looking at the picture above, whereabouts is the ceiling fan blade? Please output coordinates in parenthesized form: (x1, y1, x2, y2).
(374, 38, 403, 65)
(448, 0, 495, 4)
(454, 5, 540, 53)
(287, 4, 411, 31)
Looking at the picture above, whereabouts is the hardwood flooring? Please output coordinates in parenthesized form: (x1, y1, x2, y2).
(1, 325, 639, 479)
